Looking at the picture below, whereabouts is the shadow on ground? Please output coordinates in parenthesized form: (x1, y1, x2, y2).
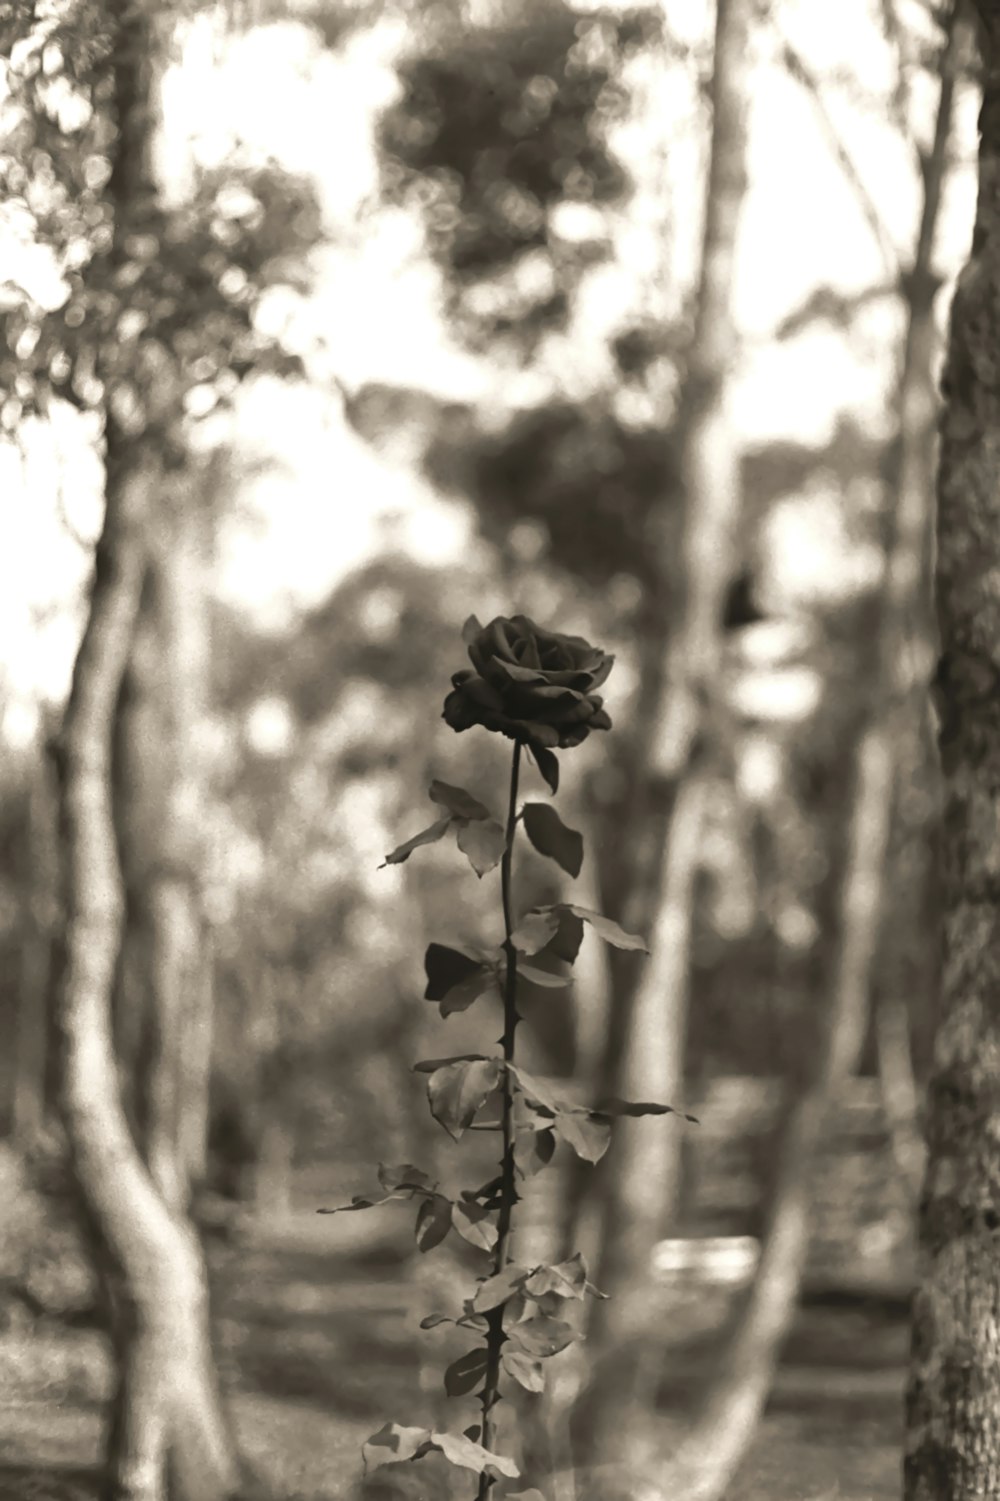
(1, 1211, 908, 1501)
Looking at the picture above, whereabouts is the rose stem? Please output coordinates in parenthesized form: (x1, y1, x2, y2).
(477, 738, 522, 1498)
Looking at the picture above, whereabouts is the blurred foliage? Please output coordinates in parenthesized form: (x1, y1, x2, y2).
(378, 0, 660, 348)
(0, 2, 322, 451)
(0, 0, 941, 1258)
(426, 398, 681, 598)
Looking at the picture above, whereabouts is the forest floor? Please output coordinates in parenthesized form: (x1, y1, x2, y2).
(0, 1204, 906, 1501)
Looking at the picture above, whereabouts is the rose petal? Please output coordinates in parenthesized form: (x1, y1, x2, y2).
(517, 667, 594, 690)
(491, 618, 518, 661)
(587, 656, 615, 690)
(514, 720, 561, 748)
(558, 631, 605, 657)
(511, 683, 584, 706)
(558, 725, 590, 748)
(446, 618, 614, 753)
(467, 626, 493, 676)
(443, 690, 482, 733)
(520, 635, 541, 669)
(458, 674, 506, 711)
(495, 660, 551, 687)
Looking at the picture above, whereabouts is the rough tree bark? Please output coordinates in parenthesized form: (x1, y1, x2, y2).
(576, 0, 752, 1473)
(904, 4, 1000, 1495)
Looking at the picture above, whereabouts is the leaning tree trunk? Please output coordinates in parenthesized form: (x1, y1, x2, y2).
(646, 727, 894, 1501)
(49, 2, 243, 1497)
(53, 477, 242, 1501)
(576, 0, 752, 1476)
(904, 6, 1000, 1496)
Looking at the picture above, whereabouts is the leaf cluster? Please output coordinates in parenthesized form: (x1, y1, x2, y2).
(424, 397, 683, 595)
(1, 9, 322, 440)
(335, 735, 693, 1489)
(377, 0, 659, 344)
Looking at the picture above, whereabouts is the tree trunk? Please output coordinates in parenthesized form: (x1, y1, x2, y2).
(904, 7, 1000, 1495)
(13, 749, 58, 1148)
(577, 0, 752, 1472)
(49, 2, 244, 1495)
(648, 13, 962, 1498)
(53, 476, 243, 1501)
(113, 487, 214, 1209)
(647, 725, 894, 1501)
(875, 991, 926, 1202)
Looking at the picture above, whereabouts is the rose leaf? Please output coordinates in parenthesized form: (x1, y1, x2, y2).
(522, 803, 583, 878)
(427, 1058, 503, 1140)
(524, 1253, 588, 1301)
(561, 904, 648, 951)
(506, 1315, 579, 1358)
(515, 959, 574, 989)
(423, 944, 484, 1000)
(377, 1163, 433, 1192)
(515, 1127, 556, 1178)
(429, 780, 492, 821)
(414, 1194, 453, 1252)
(423, 945, 496, 1016)
(594, 1096, 699, 1124)
(362, 1422, 431, 1473)
(529, 743, 560, 795)
(509, 908, 561, 956)
(553, 1110, 612, 1163)
(438, 968, 498, 1016)
(317, 1191, 398, 1214)
(456, 817, 507, 877)
(471, 1263, 531, 1312)
(443, 1347, 490, 1397)
(429, 1430, 520, 1479)
(452, 1201, 499, 1251)
(412, 1053, 489, 1073)
(380, 816, 453, 869)
(502, 1352, 546, 1394)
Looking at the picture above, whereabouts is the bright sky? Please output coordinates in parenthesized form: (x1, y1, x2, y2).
(0, 0, 980, 742)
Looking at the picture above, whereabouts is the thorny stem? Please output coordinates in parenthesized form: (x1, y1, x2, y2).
(477, 739, 522, 1498)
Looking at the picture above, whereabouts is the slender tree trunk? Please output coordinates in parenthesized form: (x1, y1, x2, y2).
(577, 0, 752, 1473)
(114, 486, 214, 1209)
(53, 477, 242, 1501)
(49, 3, 244, 1496)
(13, 752, 58, 1147)
(875, 991, 926, 1202)
(904, 8, 1000, 1495)
(872, 0, 965, 1211)
(642, 14, 962, 1500)
(574, 3, 961, 1492)
(648, 727, 894, 1501)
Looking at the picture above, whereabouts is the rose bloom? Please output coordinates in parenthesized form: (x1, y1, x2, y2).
(443, 614, 614, 753)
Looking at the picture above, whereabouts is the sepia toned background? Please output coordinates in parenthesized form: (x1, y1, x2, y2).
(0, 1, 984, 1497)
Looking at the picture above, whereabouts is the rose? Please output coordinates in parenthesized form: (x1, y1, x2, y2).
(442, 614, 614, 752)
